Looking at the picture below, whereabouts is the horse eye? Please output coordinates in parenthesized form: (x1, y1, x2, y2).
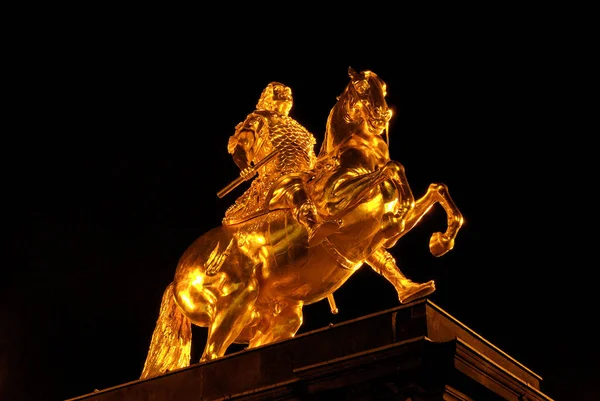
(355, 81, 369, 94)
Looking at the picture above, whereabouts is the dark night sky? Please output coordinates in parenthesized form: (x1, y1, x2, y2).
(3, 17, 595, 401)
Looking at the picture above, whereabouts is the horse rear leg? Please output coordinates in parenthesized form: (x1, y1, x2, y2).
(140, 282, 192, 379)
(201, 280, 259, 362)
(248, 301, 304, 348)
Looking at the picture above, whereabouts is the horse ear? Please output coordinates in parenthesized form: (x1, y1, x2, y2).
(348, 66, 358, 79)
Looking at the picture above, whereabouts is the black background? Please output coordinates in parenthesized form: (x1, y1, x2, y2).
(3, 12, 595, 401)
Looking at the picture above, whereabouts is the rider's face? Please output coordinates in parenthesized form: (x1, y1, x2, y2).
(271, 86, 293, 115)
(272, 85, 292, 102)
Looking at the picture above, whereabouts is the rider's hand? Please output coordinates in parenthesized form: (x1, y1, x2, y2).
(240, 166, 254, 180)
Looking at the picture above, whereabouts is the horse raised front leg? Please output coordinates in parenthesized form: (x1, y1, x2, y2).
(385, 183, 464, 257)
(320, 164, 399, 218)
(366, 248, 435, 304)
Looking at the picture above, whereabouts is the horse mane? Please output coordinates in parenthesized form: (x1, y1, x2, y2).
(318, 69, 365, 158)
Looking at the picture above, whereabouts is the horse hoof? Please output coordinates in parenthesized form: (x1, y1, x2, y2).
(399, 280, 436, 304)
(429, 232, 453, 257)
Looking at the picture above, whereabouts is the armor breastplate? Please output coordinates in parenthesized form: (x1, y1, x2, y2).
(256, 112, 316, 177)
(224, 112, 317, 225)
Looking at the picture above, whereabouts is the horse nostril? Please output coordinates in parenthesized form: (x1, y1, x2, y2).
(375, 107, 392, 120)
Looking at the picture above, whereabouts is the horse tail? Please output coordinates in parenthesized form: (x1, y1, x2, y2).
(140, 282, 192, 379)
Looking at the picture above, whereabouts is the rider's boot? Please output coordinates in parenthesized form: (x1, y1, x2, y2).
(297, 201, 341, 246)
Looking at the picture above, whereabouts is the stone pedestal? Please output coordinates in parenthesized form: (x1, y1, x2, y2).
(68, 300, 553, 400)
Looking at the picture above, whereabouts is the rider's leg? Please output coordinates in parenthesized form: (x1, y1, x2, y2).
(366, 248, 435, 304)
(273, 175, 340, 246)
(296, 199, 340, 246)
(248, 301, 304, 348)
(318, 163, 407, 218)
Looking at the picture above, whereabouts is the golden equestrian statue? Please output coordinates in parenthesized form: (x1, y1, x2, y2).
(140, 68, 464, 379)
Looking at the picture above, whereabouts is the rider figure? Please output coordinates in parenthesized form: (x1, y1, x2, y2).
(223, 82, 339, 245)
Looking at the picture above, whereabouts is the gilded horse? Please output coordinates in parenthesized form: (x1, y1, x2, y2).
(140, 68, 464, 379)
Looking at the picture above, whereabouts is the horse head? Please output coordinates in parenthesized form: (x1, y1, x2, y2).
(347, 67, 393, 133)
(320, 67, 393, 157)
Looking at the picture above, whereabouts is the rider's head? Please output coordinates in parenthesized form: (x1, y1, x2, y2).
(256, 82, 293, 116)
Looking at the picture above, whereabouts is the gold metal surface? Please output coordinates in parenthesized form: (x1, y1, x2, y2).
(140, 68, 464, 379)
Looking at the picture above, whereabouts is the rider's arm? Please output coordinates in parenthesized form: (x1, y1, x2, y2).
(228, 114, 263, 170)
(228, 129, 255, 170)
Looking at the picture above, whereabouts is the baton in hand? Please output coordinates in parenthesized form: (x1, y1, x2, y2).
(217, 150, 279, 198)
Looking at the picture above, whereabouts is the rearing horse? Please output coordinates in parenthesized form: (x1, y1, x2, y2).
(140, 68, 464, 380)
